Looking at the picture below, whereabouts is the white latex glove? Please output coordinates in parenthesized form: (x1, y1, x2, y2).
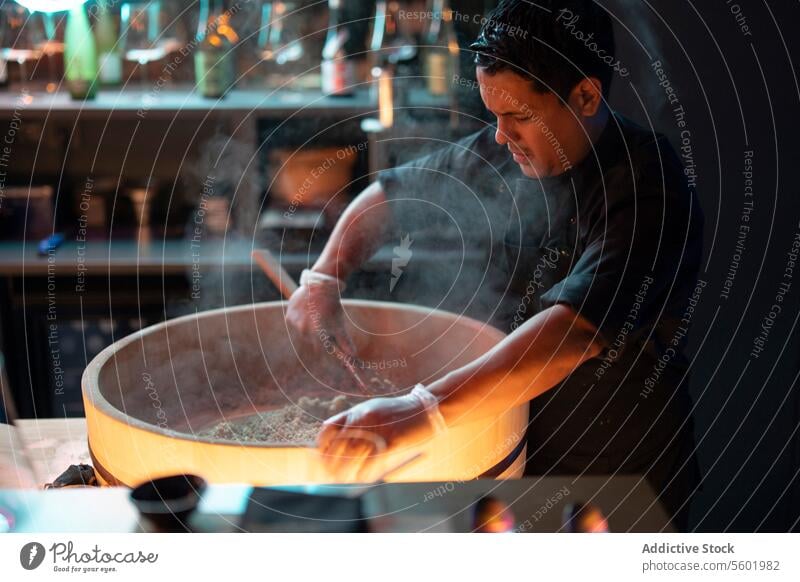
(317, 385, 447, 481)
(285, 269, 356, 355)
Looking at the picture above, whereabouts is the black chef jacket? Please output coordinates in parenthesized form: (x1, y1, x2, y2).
(378, 113, 704, 530)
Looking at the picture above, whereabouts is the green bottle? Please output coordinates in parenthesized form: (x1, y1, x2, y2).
(65, 4, 99, 100)
(95, 0, 122, 86)
(194, 0, 238, 99)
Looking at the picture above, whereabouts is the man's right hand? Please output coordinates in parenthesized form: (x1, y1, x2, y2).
(285, 182, 393, 356)
(285, 269, 357, 355)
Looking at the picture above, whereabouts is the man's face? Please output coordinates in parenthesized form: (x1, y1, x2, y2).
(476, 68, 589, 179)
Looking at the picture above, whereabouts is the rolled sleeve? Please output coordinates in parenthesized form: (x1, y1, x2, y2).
(377, 128, 513, 239)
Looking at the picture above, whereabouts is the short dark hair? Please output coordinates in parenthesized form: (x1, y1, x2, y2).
(471, 0, 616, 101)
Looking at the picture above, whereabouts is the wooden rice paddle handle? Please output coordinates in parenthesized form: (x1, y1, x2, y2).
(251, 249, 299, 299)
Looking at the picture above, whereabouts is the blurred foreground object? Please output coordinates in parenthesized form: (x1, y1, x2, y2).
(472, 495, 515, 533)
(562, 502, 609, 533)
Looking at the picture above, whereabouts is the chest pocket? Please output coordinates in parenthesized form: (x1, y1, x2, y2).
(499, 178, 578, 322)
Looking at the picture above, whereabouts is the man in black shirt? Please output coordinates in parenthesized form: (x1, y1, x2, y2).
(287, 0, 703, 530)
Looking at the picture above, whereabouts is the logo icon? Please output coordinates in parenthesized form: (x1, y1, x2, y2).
(20, 542, 46, 570)
(390, 234, 413, 292)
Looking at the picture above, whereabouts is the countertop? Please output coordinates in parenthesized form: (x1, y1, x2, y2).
(0, 87, 376, 119)
(0, 418, 675, 533)
(0, 239, 483, 276)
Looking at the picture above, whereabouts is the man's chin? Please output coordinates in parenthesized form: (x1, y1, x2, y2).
(518, 162, 543, 179)
(517, 161, 565, 179)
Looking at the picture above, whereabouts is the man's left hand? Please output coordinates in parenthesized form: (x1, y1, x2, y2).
(317, 394, 437, 481)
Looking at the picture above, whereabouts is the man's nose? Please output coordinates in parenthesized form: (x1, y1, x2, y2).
(495, 119, 515, 146)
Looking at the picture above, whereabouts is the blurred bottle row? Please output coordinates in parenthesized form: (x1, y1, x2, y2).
(0, 0, 461, 100)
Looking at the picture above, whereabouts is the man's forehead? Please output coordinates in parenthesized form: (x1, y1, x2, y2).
(477, 79, 535, 114)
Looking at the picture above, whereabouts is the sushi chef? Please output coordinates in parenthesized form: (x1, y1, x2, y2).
(286, 0, 704, 531)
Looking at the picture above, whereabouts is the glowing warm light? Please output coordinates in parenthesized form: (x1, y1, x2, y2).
(378, 69, 393, 128)
(14, 0, 87, 13)
(216, 25, 239, 43)
(216, 15, 239, 43)
(82, 302, 528, 486)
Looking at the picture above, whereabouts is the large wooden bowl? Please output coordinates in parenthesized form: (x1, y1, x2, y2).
(82, 300, 528, 486)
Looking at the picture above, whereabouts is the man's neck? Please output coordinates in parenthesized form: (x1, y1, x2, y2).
(585, 106, 611, 151)
(561, 106, 610, 174)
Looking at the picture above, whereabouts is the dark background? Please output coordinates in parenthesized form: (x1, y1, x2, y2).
(420, 0, 800, 532)
(450, 0, 800, 533)
(0, 0, 797, 532)
(596, 0, 799, 532)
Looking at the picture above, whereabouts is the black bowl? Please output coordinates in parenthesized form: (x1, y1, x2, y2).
(130, 474, 207, 532)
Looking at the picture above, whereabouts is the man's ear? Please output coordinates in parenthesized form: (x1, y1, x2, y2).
(569, 77, 604, 117)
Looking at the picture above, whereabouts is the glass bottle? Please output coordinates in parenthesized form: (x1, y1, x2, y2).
(64, 3, 98, 100)
(95, 0, 122, 86)
(423, 0, 459, 96)
(370, 0, 416, 68)
(258, 0, 306, 88)
(0, 58, 8, 89)
(320, 0, 355, 96)
(195, 0, 239, 98)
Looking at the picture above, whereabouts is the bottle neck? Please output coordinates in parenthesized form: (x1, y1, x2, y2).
(323, 0, 349, 59)
(427, 0, 455, 43)
(198, 0, 230, 39)
(208, 0, 228, 12)
(328, 0, 341, 28)
(68, 5, 90, 29)
(200, 0, 228, 23)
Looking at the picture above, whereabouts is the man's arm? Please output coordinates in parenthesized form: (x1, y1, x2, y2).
(311, 181, 394, 280)
(317, 303, 606, 477)
(429, 303, 605, 422)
